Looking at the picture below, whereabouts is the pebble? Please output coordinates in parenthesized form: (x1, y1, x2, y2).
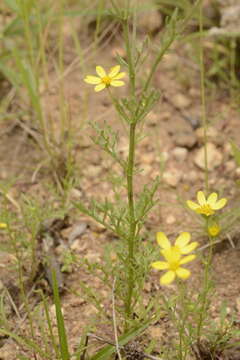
(163, 168, 182, 187)
(174, 130, 197, 149)
(87, 165, 102, 177)
(138, 6, 162, 33)
(171, 93, 192, 109)
(235, 167, 240, 176)
(195, 126, 219, 144)
(194, 143, 223, 170)
(172, 147, 188, 162)
(225, 160, 235, 173)
(166, 215, 176, 224)
(142, 152, 155, 164)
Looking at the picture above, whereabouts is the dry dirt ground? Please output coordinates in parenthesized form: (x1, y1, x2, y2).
(1, 19, 240, 360)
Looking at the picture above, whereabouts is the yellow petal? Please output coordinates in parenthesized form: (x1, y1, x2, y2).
(180, 242, 198, 254)
(110, 80, 125, 87)
(197, 191, 206, 205)
(113, 72, 126, 80)
(96, 66, 106, 78)
(176, 267, 190, 279)
(157, 232, 171, 249)
(175, 232, 191, 249)
(207, 192, 218, 206)
(179, 254, 196, 265)
(0, 223, 7, 229)
(84, 75, 101, 84)
(161, 247, 181, 263)
(160, 271, 175, 285)
(186, 200, 199, 210)
(151, 261, 169, 270)
(94, 83, 106, 92)
(211, 198, 227, 210)
(108, 65, 120, 78)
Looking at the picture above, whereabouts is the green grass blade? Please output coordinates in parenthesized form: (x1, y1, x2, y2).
(51, 268, 70, 360)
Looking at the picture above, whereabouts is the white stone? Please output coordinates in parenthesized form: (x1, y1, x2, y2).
(194, 143, 223, 171)
(163, 168, 182, 187)
(172, 147, 188, 162)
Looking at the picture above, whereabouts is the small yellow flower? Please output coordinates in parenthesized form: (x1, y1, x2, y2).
(207, 222, 221, 237)
(156, 231, 198, 255)
(84, 65, 125, 92)
(187, 191, 227, 217)
(151, 232, 198, 285)
(0, 222, 7, 229)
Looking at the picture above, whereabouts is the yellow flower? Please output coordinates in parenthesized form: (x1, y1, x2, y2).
(152, 247, 196, 285)
(84, 65, 125, 92)
(207, 222, 221, 237)
(151, 232, 198, 285)
(187, 191, 227, 217)
(156, 231, 198, 255)
(0, 222, 7, 229)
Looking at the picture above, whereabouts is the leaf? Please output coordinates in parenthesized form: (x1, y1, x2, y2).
(230, 141, 240, 167)
(91, 320, 152, 360)
(52, 269, 70, 360)
(0, 62, 21, 87)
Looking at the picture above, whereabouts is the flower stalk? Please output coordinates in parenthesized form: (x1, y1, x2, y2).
(125, 121, 137, 320)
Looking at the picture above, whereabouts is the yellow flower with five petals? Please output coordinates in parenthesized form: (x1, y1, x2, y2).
(187, 191, 227, 217)
(151, 232, 198, 285)
(84, 65, 125, 92)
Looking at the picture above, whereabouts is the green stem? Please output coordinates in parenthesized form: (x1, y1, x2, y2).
(199, 0, 208, 193)
(196, 218, 213, 340)
(125, 122, 137, 321)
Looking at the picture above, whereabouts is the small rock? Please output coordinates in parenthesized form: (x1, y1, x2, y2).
(138, 6, 162, 34)
(183, 170, 199, 183)
(225, 160, 235, 173)
(172, 147, 188, 162)
(142, 152, 155, 164)
(166, 215, 176, 225)
(87, 165, 102, 177)
(172, 93, 192, 109)
(194, 143, 223, 171)
(195, 126, 219, 144)
(174, 130, 197, 149)
(235, 167, 240, 176)
(163, 168, 182, 187)
(160, 111, 171, 121)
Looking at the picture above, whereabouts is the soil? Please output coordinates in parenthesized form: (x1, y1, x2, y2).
(1, 13, 240, 360)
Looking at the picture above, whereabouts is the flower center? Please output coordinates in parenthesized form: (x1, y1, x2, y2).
(197, 204, 214, 216)
(169, 260, 180, 271)
(102, 76, 111, 85)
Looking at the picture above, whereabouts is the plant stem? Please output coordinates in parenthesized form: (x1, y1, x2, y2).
(125, 122, 137, 321)
(199, 0, 208, 193)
